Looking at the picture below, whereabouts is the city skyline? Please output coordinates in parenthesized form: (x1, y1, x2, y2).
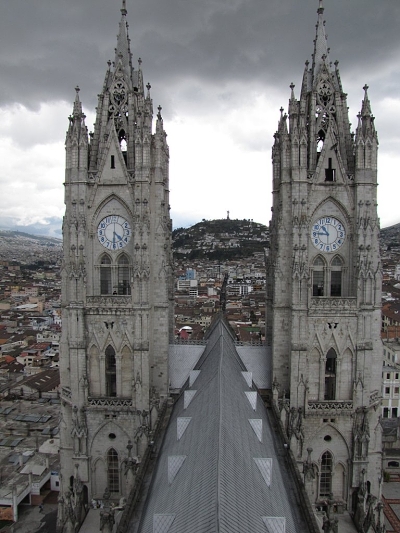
(0, 0, 399, 236)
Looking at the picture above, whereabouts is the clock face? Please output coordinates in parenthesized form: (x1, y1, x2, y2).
(97, 215, 131, 250)
(311, 216, 346, 253)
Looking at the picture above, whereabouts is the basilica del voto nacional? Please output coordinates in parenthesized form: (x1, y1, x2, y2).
(57, 1, 384, 532)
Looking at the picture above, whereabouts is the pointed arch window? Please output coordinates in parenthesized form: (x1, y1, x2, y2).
(97, 253, 132, 296)
(105, 345, 117, 397)
(320, 451, 333, 497)
(312, 257, 325, 296)
(107, 448, 119, 493)
(100, 255, 112, 295)
(117, 254, 131, 295)
(324, 348, 337, 400)
(331, 256, 342, 296)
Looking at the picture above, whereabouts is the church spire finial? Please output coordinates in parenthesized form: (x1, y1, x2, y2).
(73, 86, 82, 117)
(361, 84, 372, 118)
(121, 0, 127, 16)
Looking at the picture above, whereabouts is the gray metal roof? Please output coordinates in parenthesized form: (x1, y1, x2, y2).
(168, 344, 206, 389)
(137, 317, 311, 533)
(236, 345, 271, 389)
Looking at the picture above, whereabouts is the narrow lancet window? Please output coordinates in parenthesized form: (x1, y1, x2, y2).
(100, 255, 112, 295)
(107, 448, 119, 493)
(313, 257, 325, 296)
(320, 451, 333, 497)
(324, 348, 337, 400)
(118, 254, 130, 295)
(331, 256, 342, 296)
(105, 345, 117, 397)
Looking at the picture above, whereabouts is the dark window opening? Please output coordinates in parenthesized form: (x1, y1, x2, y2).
(320, 452, 333, 497)
(105, 345, 117, 397)
(100, 255, 112, 295)
(331, 271, 342, 296)
(313, 257, 325, 297)
(118, 255, 131, 295)
(325, 158, 336, 182)
(324, 349, 337, 400)
(393, 408, 398, 418)
(107, 448, 119, 493)
(313, 272, 324, 296)
(383, 408, 389, 418)
(389, 461, 400, 468)
(330, 256, 342, 297)
(111, 155, 115, 169)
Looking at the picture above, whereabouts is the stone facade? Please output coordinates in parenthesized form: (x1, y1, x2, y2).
(57, 3, 173, 531)
(266, 0, 383, 521)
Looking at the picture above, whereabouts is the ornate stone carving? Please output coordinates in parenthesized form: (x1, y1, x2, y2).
(87, 296, 131, 307)
(308, 400, 353, 412)
(310, 297, 357, 311)
(88, 397, 134, 408)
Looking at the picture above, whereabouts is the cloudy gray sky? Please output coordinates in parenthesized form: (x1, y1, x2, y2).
(0, 0, 399, 236)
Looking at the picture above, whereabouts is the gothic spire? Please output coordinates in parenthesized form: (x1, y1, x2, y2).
(356, 84, 377, 140)
(312, 0, 329, 78)
(114, 0, 133, 79)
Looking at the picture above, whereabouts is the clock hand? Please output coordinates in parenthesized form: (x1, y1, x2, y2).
(321, 226, 329, 236)
(113, 231, 123, 241)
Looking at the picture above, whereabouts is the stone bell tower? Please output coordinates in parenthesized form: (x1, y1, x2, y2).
(57, 2, 173, 531)
(266, 0, 383, 520)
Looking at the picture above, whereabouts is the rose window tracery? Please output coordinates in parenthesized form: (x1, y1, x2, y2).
(108, 79, 129, 142)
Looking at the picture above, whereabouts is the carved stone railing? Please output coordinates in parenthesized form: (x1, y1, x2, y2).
(307, 400, 353, 412)
(235, 341, 265, 347)
(86, 296, 132, 307)
(310, 297, 357, 312)
(173, 339, 207, 346)
(88, 397, 134, 408)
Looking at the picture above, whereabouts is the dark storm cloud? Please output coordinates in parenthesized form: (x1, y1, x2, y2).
(1, 0, 399, 113)
(0, 0, 399, 231)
